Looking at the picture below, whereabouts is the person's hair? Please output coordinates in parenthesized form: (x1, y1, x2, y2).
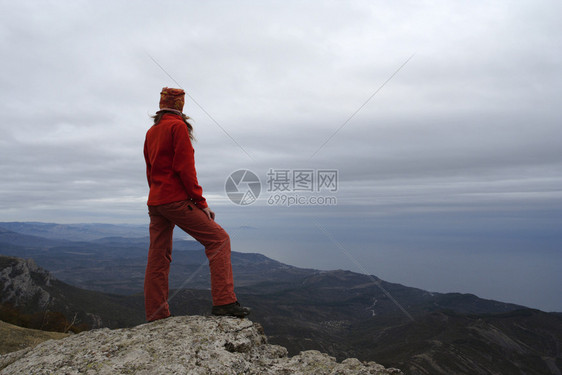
(151, 110, 194, 140)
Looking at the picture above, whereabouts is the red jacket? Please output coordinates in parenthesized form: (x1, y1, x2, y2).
(144, 113, 208, 208)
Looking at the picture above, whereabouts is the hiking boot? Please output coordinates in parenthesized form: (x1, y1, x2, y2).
(212, 301, 251, 318)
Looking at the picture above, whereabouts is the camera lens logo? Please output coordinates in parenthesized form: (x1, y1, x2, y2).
(225, 169, 261, 205)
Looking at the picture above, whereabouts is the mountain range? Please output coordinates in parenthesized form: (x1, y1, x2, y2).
(1, 222, 561, 374)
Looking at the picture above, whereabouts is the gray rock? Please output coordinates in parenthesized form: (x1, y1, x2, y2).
(0, 315, 402, 374)
(0, 258, 52, 309)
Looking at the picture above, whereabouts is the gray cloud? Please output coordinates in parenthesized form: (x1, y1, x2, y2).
(0, 1, 561, 310)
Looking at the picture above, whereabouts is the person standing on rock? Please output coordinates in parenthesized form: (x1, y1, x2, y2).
(143, 87, 250, 322)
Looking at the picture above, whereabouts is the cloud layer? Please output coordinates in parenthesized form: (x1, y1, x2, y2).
(1, 1, 561, 310)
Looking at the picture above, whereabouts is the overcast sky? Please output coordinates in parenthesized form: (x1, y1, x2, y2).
(1, 1, 561, 311)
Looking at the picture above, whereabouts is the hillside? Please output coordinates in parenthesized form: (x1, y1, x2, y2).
(347, 309, 562, 374)
(1, 222, 561, 374)
(0, 315, 402, 375)
(3, 255, 559, 374)
(0, 320, 68, 355)
(0, 256, 144, 330)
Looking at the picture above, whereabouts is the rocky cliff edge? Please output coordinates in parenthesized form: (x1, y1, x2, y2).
(0, 315, 402, 374)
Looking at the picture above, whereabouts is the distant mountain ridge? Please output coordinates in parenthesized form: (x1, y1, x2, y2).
(0, 222, 148, 241)
(0, 226, 69, 248)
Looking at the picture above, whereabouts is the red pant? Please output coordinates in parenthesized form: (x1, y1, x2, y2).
(144, 200, 236, 321)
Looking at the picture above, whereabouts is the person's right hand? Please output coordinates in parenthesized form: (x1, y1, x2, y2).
(202, 207, 215, 221)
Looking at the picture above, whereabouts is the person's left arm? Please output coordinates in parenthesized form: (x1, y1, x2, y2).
(171, 122, 208, 209)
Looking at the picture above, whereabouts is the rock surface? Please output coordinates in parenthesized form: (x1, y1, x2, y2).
(0, 258, 53, 309)
(0, 315, 402, 375)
